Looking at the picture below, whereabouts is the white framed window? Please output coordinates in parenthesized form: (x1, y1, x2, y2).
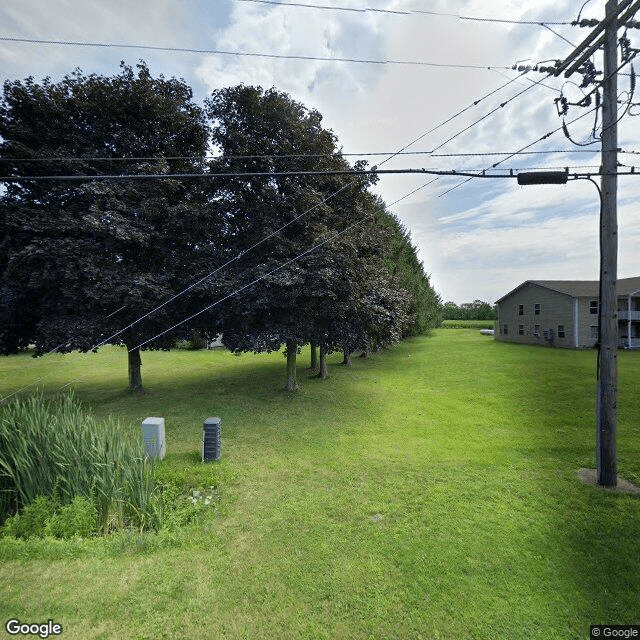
(558, 325, 565, 338)
(590, 300, 599, 315)
(534, 303, 541, 315)
(590, 325, 599, 341)
(534, 324, 540, 337)
(518, 325, 524, 335)
(518, 304, 524, 316)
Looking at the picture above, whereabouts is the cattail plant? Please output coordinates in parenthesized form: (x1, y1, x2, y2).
(0, 393, 161, 534)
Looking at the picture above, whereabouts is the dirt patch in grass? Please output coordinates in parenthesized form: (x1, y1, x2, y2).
(577, 468, 640, 493)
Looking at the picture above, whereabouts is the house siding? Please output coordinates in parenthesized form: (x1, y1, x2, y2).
(496, 277, 640, 349)
(496, 283, 576, 348)
(577, 296, 600, 348)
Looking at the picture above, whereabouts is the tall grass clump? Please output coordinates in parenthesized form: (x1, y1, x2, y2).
(0, 392, 160, 536)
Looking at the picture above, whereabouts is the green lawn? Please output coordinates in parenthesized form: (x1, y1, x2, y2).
(1, 331, 639, 640)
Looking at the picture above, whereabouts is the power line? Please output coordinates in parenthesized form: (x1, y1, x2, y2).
(233, 0, 574, 25)
(129, 173, 524, 353)
(129, 167, 636, 353)
(234, 0, 409, 14)
(0, 148, 604, 164)
(0, 36, 512, 70)
(130, 212, 374, 352)
(0, 165, 613, 182)
(376, 71, 532, 169)
(88, 180, 355, 353)
(458, 15, 572, 26)
(427, 72, 554, 157)
(438, 106, 601, 198)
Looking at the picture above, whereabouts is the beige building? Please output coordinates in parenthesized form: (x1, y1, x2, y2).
(495, 277, 640, 349)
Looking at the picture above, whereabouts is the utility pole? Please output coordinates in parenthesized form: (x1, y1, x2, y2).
(596, 0, 619, 487)
(551, 0, 640, 486)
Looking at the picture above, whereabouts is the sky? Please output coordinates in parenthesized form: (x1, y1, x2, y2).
(2, 0, 640, 304)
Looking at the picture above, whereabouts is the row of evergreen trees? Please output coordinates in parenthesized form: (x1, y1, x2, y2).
(0, 63, 441, 391)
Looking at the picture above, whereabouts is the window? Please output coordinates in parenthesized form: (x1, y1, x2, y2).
(590, 300, 599, 315)
(518, 304, 524, 316)
(590, 325, 599, 341)
(518, 325, 524, 335)
(503, 324, 508, 335)
(534, 324, 540, 337)
(558, 325, 565, 338)
(534, 303, 541, 315)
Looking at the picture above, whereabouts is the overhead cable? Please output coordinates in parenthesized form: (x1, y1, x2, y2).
(438, 106, 600, 197)
(235, 0, 410, 14)
(234, 1, 574, 25)
(0, 36, 511, 70)
(0, 149, 602, 164)
(128, 167, 635, 354)
(0, 166, 610, 182)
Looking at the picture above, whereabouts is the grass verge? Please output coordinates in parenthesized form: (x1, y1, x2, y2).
(0, 332, 638, 639)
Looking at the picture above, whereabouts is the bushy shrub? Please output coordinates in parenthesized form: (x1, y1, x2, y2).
(1, 496, 56, 539)
(46, 496, 98, 538)
(1, 495, 98, 539)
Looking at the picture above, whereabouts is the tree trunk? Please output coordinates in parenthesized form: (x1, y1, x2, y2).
(127, 346, 144, 395)
(309, 342, 319, 371)
(316, 343, 329, 379)
(342, 349, 352, 366)
(284, 340, 299, 391)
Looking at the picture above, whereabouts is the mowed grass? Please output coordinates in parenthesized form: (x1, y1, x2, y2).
(0, 331, 639, 640)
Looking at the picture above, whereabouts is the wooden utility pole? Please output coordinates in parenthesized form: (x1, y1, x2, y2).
(552, 0, 640, 486)
(596, 0, 619, 487)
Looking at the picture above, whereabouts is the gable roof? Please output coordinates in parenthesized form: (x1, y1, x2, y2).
(497, 276, 640, 303)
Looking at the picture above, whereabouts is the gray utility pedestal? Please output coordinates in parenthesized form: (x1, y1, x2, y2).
(202, 417, 221, 462)
(142, 417, 166, 459)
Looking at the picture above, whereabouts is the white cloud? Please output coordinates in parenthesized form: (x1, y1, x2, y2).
(2, 0, 638, 305)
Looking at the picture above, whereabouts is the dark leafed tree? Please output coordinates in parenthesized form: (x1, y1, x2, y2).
(205, 85, 374, 390)
(0, 62, 218, 393)
(337, 215, 413, 361)
(301, 192, 418, 375)
(374, 200, 442, 335)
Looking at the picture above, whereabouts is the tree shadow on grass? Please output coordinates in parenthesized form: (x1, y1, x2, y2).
(67, 345, 386, 466)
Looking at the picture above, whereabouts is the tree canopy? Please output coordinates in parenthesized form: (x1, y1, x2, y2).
(0, 63, 218, 392)
(442, 300, 496, 321)
(206, 85, 407, 388)
(0, 66, 442, 392)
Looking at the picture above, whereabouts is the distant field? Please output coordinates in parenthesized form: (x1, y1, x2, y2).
(1, 330, 639, 640)
(441, 319, 496, 329)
